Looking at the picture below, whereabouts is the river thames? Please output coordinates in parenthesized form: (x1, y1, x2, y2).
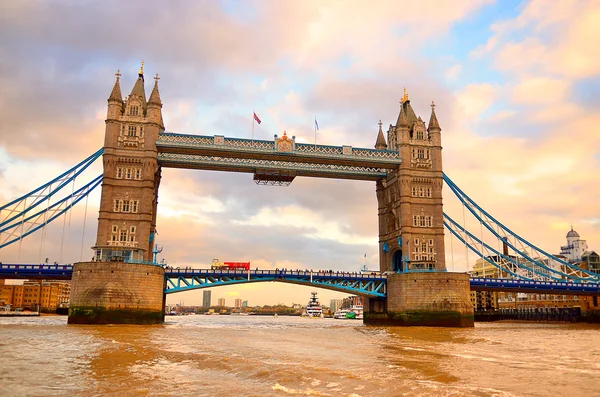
(0, 315, 598, 396)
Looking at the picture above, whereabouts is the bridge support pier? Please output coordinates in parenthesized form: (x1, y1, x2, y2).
(364, 272, 474, 327)
(68, 262, 165, 325)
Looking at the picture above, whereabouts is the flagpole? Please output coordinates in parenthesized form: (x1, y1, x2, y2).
(252, 111, 255, 144)
(314, 117, 317, 145)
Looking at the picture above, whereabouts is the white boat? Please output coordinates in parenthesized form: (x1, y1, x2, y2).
(333, 309, 350, 319)
(351, 305, 363, 320)
(304, 292, 323, 318)
(334, 305, 363, 320)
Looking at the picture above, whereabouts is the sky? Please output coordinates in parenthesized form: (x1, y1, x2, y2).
(1, 0, 599, 307)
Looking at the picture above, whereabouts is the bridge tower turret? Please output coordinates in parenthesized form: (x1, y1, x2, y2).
(367, 91, 473, 327)
(92, 62, 163, 263)
(377, 90, 446, 273)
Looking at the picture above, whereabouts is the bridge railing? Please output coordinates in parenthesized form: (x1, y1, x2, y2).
(470, 277, 600, 289)
(0, 264, 74, 271)
(165, 268, 387, 279)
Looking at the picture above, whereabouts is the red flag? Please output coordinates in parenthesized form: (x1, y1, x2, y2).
(253, 112, 261, 124)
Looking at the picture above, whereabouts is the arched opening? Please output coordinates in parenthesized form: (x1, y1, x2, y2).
(392, 250, 403, 272)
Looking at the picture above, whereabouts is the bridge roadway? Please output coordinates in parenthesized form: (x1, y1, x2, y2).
(0, 264, 599, 296)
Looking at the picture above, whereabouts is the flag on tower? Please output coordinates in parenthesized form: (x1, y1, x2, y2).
(315, 118, 319, 131)
(254, 112, 262, 124)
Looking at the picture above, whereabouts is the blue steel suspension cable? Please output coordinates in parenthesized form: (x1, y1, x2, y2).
(444, 212, 562, 281)
(443, 173, 598, 280)
(0, 148, 103, 227)
(0, 175, 102, 249)
(443, 218, 530, 280)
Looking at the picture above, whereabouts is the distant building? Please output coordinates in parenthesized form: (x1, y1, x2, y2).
(329, 299, 343, 312)
(234, 298, 242, 308)
(0, 280, 71, 310)
(582, 251, 600, 275)
(560, 227, 589, 263)
(202, 290, 211, 308)
(242, 300, 248, 308)
(217, 298, 225, 307)
(469, 257, 500, 311)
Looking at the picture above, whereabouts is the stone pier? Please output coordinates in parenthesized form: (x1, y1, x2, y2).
(68, 262, 165, 325)
(364, 272, 474, 327)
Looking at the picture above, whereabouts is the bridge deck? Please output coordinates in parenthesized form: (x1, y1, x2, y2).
(1, 265, 599, 296)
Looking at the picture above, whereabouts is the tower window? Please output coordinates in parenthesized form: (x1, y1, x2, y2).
(416, 130, 424, 140)
(131, 200, 139, 213)
(130, 226, 136, 234)
(116, 167, 123, 179)
(426, 188, 432, 198)
(128, 126, 137, 137)
(135, 169, 142, 180)
(129, 106, 139, 116)
(417, 149, 425, 159)
(126, 168, 133, 179)
(112, 225, 118, 233)
(122, 200, 130, 212)
(119, 230, 127, 242)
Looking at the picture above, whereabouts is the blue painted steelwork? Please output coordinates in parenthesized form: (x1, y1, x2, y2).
(164, 268, 388, 298)
(0, 176, 103, 249)
(1, 264, 599, 295)
(156, 133, 401, 165)
(470, 277, 600, 295)
(157, 153, 389, 181)
(0, 149, 103, 222)
(1, 148, 104, 250)
(444, 213, 553, 281)
(0, 264, 74, 280)
(443, 173, 599, 281)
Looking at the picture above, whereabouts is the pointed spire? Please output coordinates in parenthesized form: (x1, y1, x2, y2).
(396, 100, 409, 127)
(148, 73, 162, 106)
(129, 62, 147, 109)
(375, 120, 387, 150)
(428, 100, 441, 131)
(402, 87, 409, 103)
(108, 69, 123, 103)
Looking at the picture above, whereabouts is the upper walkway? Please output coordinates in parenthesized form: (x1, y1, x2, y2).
(1, 264, 599, 296)
(156, 133, 402, 180)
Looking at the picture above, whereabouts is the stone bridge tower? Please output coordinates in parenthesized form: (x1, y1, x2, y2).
(366, 90, 474, 327)
(68, 64, 166, 325)
(377, 90, 445, 273)
(93, 63, 164, 263)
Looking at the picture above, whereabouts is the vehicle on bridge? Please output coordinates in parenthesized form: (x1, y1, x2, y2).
(211, 259, 250, 271)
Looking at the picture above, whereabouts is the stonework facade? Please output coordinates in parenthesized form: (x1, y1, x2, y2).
(377, 96, 445, 273)
(93, 69, 164, 262)
(365, 272, 474, 327)
(68, 262, 165, 324)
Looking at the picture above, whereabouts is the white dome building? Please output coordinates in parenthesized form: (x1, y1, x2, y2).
(560, 227, 588, 263)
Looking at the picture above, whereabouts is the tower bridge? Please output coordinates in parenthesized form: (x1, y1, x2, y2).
(2, 65, 599, 325)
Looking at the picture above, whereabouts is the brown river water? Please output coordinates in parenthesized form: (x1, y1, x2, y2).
(0, 315, 598, 397)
